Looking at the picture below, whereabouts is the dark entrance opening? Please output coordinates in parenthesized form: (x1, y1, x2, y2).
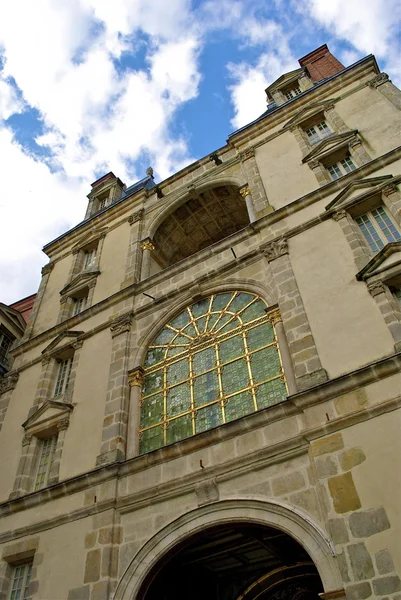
(139, 522, 324, 600)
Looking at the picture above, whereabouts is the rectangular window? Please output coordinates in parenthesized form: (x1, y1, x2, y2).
(356, 207, 401, 253)
(34, 436, 57, 491)
(72, 295, 87, 316)
(0, 332, 13, 362)
(84, 248, 97, 269)
(305, 121, 331, 144)
(285, 87, 301, 100)
(9, 562, 32, 600)
(327, 156, 356, 180)
(54, 357, 73, 396)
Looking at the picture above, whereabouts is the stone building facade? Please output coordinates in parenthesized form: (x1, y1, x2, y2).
(0, 44, 401, 600)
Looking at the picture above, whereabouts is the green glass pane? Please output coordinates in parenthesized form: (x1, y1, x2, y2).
(212, 293, 233, 311)
(140, 426, 164, 454)
(241, 300, 266, 323)
(196, 316, 207, 333)
(247, 323, 274, 351)
(191, 298, 210, 318)
(219, 335, 244, 363)
(193, 346, 215, 375)
(193, 371, 219, 406)
(166, 414, 192, 444)
(218, 316, 241, 334)
(172, 334, 190, 346)
(256, 378, 287, 409)
(251, 346, 281, 382)
(142, 370, 163, 396)
(183, 323, 197, 338)
(140, 394, 164, 427)
(196, 403, 223, 433)
(167, 359, 189, 386)
(225, 391, 254, 422)
(167, 346, 187, 357)
(214, 313, 233, 331)
(206, 313, 221, 331)
(153, 327, 175, 346)
(229, 293, 255, 313)
(144, 347, 165, 367)
(167, 383, 190, 417)
(170, 310, 190, 330)
(221, 358, 249, 395)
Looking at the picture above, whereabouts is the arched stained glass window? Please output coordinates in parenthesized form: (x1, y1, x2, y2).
(139, 292, 287, 454)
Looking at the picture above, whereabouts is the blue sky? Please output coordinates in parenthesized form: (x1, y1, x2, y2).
(1, 0, 400, 303)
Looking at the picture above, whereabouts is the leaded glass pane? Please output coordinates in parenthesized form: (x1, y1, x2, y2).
(212, 293, 233, 311)
(206, 313, 221, 330)
(219, 335, 244, 363)
(256, 378, 287, 408)
(170, 310, 190, 329)
(144, 347, 165, 367)
(167, 346, 187, 357)
(142, 370, 163, 396)
(241, 300, 266, 322)
(196, 316, 207, 333)
(225, 391, 254, 422)
(196, 403, 223, 433)
(172, 334, 190, 346)
(153, 328, 175, 345)
(193, 346, 215, 375)
(166, 414, 192, 444)
(247, 322, 274, 351)
(140, 426, 164, 454)
(222, 358, 249, 395)
(167, 359, 189, 386)
(214, 313, 234, 331)
(229, 293, 254, 313)
(167, 383, 191, 417)
(218, 316, 241, 333)
(191, 298, 210, 318)
(141, 394, 164, 428)
(183, 323, 197, 338)
(251, 346, 281, 382)
(194, 371, 219, 406)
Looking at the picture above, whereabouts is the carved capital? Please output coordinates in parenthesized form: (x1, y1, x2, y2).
(333, 210, 348, 222)
(41, 355, 51, 367)
(349, 137, 362, 149)
(382, 184, 398, 197)
(0, 371, 19, 395)
(110, 313, 133, 337)
(57, 418, 70, 431)
(41, 262, 54, 276)
(239, 147, 255, 162)
(308, 159, 320, 170)
(266, 308, 282, 325)
(368, 73, 390, 88)
(22, 434, 32, 447)
(128, 209, 144, 225)
(140, 239, 155, 252)
(367, 280, 386, 297)
(239, 186, 251, 199)
(59, 296, 69, 305)
(128, 366, 145, 387)
(261, 237, 289, 261)
(72, 340, 83, 350)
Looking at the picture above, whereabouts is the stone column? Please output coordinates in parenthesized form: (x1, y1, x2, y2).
(96, 313, 133, 466)
(126, 367, 144, 459)
(262, 237, 328, 391)
(140, 238, 155, 281)
(239, 148, 274, 217)
(270, 311, 297, 395)
(367, 281, 401, 352)
(239, 185, 257, 223)
(332, 210, 370, 270)
(369, 72, 401, 110)
(0, 372, 19, 433)
(309, 159, 330, 186)
(23, 262, 54, 339)
(9, 434, 41, 499)
(123, 210, 144, 286)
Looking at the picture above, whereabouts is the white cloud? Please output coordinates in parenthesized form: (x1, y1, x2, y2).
(0, 77, 24, 120)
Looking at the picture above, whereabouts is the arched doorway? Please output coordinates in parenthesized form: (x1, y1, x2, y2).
(138, 522, 323, 600)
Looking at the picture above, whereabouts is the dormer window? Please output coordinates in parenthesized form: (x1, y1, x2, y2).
(284, 86, 302, 100)
(84, 247, 97, 269)
(355, 207, 401, 253)
(327, 155, 356, 180)
(0, 331, 13, 363)
(305, 121, 331, 144)
(72, 294, 88, 316)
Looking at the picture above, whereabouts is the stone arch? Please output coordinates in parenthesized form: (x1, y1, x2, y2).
(114, 499, 343, 600)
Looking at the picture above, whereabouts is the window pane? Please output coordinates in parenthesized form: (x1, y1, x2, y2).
(191, 298, 210, 318)
(241, 300, 266, 323)
(141, 394, 164, 428)
(144, 347, 165, 367)
(372, 207, 401, 243)
(225, 391, 254, 422)
(193, 347, 215, 375)
(229, 293, 254, 313)
(166, 414, 192, 444)
(222, 358, 249, 395)
(167, 359, 189, 386)
(142, 370, 163, 396)
(212, 293, 233, 311)
(356, 214, 384, 253)
(340, 156, 356, 173)
(247, 323, 274, 351)
(193, 371, 219, 406)
(170, 310, 190, 329)
(153, 327, 175, 345)
(219, 335, 244, 363)
(251, 346, 281, 382)
(328, 164, 342, 180)
(167, 383, 190, 417)
(140, 426, 164, 454)
(196, 403, 223, 433)
(256, 378, 287, 408)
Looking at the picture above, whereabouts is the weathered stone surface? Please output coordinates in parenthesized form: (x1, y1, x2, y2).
(91, 581, 109, 600)
(272, 471, 305, 495)
(288, 488, 319, 517)
(67, 586, 90, 600)
(315, 455, 338, 479)
(349, 507, 391, 538)
(339, 448, 366, 471)
(328, 472, 361, 513)
(327, 518, 349, 545)
(375, 549, 395, 575)
(85, 531, 97, 549)
(372, 576, 401, 596)
(311, 433, 344, 457)
(84, 549, 101, 583)
(336, 551, 350, 583)
(347, 543, 375, 581)
(345, 582, 372, 599)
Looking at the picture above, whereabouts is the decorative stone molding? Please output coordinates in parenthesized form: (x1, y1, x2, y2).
(239, 186, 251, 199)
(41, 262, 54, 276)
(332, 210, 348, 222)
(195, 478, 219, 506)
(239, 147, 255, 161)
(128, 209, 144, 225)
(308, 159, 320, 170)
(57, 418, 70, 432)
(140, 239, 155, 252)
(266, 307, 282, 325)
(72, 340, 84, 350)
(382, 183, 399, 197)
(128, 366, 144, 387)
(367, 281, 386, 297)
(368, 73, 389, 88)
(110, 313, 133, 338)
(0, 371, 19, 395)
(261, 237, 289, 261)
(21, 434, 32, 447)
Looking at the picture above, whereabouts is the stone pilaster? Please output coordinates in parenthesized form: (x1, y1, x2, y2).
(123, 210, 144, 286)
(270, 311, 297, 395)
(290, 125, 310, 158)
(262, 237, 328, 391)
(48, 418, 70, 486)
(349, 137, 371, 167)
(382, 183, 401, 226)
(369, 73, 401, 110)
(271, 89, 286, 106)
(126, 367, 144, 459)
(324, 105, 349, 134)
(9, 434, 41, 499)
(367, 281, 401, 351)
(23, 262, 54, 339)
(239, 185, 256, 223)
(0, 371, 19, 432)
(309, 159, 330, 186)
(140, 238, 155, 281)
(332, 210, 370, 270)
(96, 314, 133, 466)
(239, 147, 274, 217)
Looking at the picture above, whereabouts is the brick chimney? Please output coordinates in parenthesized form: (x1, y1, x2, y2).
(299, 44, 345, 82)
